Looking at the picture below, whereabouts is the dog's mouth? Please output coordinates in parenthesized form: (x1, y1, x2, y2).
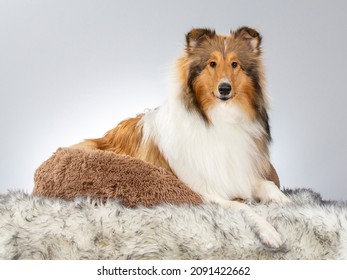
(213, 92, 233, 101)
(217, 95, 232, 101)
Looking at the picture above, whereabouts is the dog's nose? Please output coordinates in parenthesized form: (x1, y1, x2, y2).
(218, 83, 232, 96)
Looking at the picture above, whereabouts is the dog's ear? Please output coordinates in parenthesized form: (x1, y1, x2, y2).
(185, 28, 216, 50)
(233, 27, 262, 53)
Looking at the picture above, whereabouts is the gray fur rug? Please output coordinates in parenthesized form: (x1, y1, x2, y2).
(0, 189, 347, 259)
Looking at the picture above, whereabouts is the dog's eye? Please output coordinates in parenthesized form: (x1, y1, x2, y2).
(231, 61, 238, 68)
(209, 61, 217, 68)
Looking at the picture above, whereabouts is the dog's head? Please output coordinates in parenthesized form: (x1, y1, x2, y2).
(178, 27, 269, 137)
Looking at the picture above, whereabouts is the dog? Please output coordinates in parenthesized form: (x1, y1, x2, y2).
(73, 27, 290, 249)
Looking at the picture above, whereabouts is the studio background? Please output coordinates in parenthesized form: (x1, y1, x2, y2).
(1, 0, 346, 200)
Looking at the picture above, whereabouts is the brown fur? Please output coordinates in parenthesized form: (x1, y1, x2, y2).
(91, 114, 144, 156)
(79, 114, 173, 172)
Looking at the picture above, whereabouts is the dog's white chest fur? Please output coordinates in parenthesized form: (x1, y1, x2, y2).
(142, 94, 267, 201)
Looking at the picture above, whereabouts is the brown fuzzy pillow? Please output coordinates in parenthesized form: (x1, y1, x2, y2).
(33, 148, 280, 207)
(33, 148, 202, 207)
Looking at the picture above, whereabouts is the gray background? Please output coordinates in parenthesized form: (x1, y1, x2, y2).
(1, 0, 346, 200)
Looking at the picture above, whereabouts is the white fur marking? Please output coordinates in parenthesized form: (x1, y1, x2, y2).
(142, 88, 268, 201)
(220, 77, 230, 84)
(223, 37, 227, 55)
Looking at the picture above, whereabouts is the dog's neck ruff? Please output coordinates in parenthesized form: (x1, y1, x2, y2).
(141, 90, 269, 200)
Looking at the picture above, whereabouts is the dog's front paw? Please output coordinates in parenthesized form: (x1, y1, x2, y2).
(265, 188, 291, 204)
(255, 180, 291, 204)
(257, 221, 284, 249)
(241, 205, 285, 250)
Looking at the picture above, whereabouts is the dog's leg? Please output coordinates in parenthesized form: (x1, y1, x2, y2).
(204, 195, 284, 249)
(253, 180, 290, 204)
(70, 140, 98, 151)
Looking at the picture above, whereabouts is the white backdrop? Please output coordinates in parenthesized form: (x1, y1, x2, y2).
(1, 0, 346, 200)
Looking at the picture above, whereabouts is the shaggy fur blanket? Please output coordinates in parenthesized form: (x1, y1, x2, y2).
(1, 189, 347, 259)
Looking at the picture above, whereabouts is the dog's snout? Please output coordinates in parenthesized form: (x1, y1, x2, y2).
(218, 83, 232, 96)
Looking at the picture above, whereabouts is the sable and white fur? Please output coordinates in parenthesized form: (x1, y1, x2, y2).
(73, 27, 290, 249)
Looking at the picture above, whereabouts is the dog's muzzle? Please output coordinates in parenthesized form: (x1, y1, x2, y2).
(218, 82, 232, 101)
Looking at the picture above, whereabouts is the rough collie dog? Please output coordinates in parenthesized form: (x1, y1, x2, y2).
(73, 27, 290, 249)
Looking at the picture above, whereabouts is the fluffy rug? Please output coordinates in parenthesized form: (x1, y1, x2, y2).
(0, 189, 347, 259)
